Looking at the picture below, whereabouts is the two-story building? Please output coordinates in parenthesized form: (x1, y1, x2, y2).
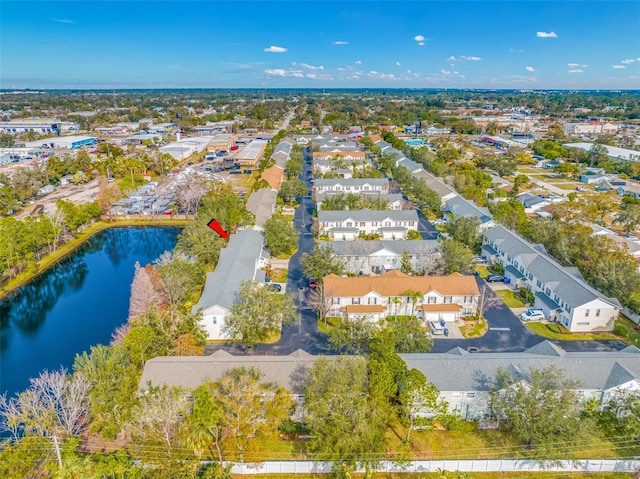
(315, 192, 404, 211)
(319, 239, 440, 275)
(191, 228, 268, 340)
(312, 178, 389, 196)
(317, 209, 419, 240)
(444, 196, 495, 231)
(323, 270, 479, 322)
(482, 225, 620, 332)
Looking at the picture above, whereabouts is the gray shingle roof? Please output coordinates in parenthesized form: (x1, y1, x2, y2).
(318, 209, 419, 223)
(412, 170, 458, 199)
(191, 228, 266, 313)
(316, 192, 403, 205)
(320, 239, 439, 256)
(484, 225, 620, 309)
(313, 178, 389, 188)
(246, 189, 277, 228)
(138, 349, 337, 395)
(400, 341, 640, 392)
(445, 196, 494, 224)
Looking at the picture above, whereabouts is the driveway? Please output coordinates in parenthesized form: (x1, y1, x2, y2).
(416, 210, 441, 240)
(205, 147, 331, 356)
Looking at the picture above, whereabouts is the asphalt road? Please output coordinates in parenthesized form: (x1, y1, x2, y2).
(205, 149, 627, 356)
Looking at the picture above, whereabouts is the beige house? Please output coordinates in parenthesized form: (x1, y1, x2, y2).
(323, 270, 480, 322)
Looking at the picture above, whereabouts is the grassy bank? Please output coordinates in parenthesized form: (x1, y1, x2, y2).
(0, 217, 190, 300)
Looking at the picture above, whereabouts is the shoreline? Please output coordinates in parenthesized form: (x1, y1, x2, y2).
(0, 217, 190, 301)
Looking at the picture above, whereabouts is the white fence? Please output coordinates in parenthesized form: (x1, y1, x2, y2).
(229, 458, 640, 475)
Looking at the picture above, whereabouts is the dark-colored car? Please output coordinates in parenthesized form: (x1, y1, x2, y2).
(269, 283, 282, 292)
(308, 278, 318, 289)
(230, 170, 242, 175)
(486, 274, 505, 283)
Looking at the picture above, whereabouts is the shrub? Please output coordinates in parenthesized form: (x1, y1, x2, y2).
(491, 263, 505, 274)
(613, 325, 627, 337)
(547, 323, 562, 334)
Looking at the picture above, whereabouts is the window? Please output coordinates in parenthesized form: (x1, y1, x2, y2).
(352, 298, 360, 305)
(367, 297, 377, 305)
(444, 296, 452, 304)
(360, 222, 365, 227)
(332, 298, 340, 304)
(596, 309, 601, 317)
(212, 317, 217, 325)
(577, 322, 590, 326)
(372, 222, 378, 227)
(467, 392, 476, 398)
(385, 221, 391, 227)
(427, 297, 437, 304)
(346, 222, 352, 227)
(585, 309, 590, 317)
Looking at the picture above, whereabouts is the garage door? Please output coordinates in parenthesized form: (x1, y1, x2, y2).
(424, 312, 456, 322)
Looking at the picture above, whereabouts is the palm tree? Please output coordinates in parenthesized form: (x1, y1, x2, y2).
(402, 289, 423, 318)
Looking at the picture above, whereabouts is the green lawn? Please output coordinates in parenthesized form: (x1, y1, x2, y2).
(246, 474, 632, 479)
(494, 289, 526, 308)
(474, 265, 490, 278)
(317, 316, 341, 334)
(615, 315, 640, 347)
(270, 268, 288, 283)
(525, 322, 619, 341)
(554, 183, 582, 190)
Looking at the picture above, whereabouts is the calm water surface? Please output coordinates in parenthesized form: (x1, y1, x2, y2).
(0, 227, 180, 398)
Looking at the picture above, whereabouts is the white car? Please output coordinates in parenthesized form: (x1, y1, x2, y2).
(519, 309, 546, 322)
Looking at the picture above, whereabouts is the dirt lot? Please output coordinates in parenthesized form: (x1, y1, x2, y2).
(16, 177, 101, 219)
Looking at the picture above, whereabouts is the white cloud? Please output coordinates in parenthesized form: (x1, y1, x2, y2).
(368, 70, 379, 76)
(332, 41, 348, 45)
(448, 56, 457, 62)
(568, 63, 588, 68)
(526, 66, 535, 72)
(395, 61, 401, 66)
(613, 65, 626, 69)
(299, 62, 324, 70)
(355, 60, 362, 65)
(264, 69, 287, 77)
(414, 35, 425, 42)
(536, 31, 558, 38)
(621, 59, 636, 64)
(264, 45, 287, 53)
(50, 18, 75, 24)
(568, 69, 584, 73)
(418, 42, 425, 46)
(460, 55, 482, 61)
(441, 69, 451, 75)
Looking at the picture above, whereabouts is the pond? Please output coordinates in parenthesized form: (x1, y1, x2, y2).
(0, 227, 180, 398)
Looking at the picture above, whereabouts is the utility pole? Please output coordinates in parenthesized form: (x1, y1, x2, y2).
(52, 435, 62, 469)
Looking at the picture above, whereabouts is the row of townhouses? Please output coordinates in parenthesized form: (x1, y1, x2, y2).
(315, 191, 404, 210)
(323, 270, 480, 323)
(312, 177, 389, 195)
(138, 342, 640, 421)
(317, 209, 420, 240)
(482, 225, 621, 332)
(319, 239, 440, 275)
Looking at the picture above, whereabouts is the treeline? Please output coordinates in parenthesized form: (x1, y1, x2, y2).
(0, 200, 102, 281)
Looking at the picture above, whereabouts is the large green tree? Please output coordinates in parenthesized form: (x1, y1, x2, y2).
(263, 213, 299, 257)
(490, 365, 594, 459)
(227, 281, 297, 347)
(304, 357, 386, 474)
(440, 238, 474, 274)
(300, 244, 345, 285)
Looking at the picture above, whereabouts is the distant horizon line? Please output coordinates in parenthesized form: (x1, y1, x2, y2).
(1, 87, 638, 93)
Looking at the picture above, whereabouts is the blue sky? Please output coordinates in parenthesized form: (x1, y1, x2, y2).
(1, 1, 639, 89)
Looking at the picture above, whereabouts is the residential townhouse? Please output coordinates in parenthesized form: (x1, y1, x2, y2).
(317, 209, 419, 240)
(412, 170, 459, 206)
(138, 342, 640, 422)
(517, 192, 551, 213)
(312, 151, 366, 161)
(191, 228, 268, 340)
(312, 178, 389, 196)
(260, 164, 285, 191)
(444, 196, 495, 231)
(271, 138, 293, 168)
(589, 223, 640, 259)
(402, 341, 640, 421)
(312, 158, 371, 175)
(315, 192, 404, 211)
(482, 225, 621, 332)
(323, 270, 479, 322)
(246, 189, 278, 230)
(319, 239, 440, 275)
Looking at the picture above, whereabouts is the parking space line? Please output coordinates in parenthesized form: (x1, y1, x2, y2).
(490, 327, 511, 331)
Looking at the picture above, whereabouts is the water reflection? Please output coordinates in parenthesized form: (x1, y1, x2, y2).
(0, 227, 180, 397)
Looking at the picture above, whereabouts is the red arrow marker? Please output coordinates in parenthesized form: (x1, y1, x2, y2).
(207, 219, 229, 239)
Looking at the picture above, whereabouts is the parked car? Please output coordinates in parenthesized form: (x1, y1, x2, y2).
(230, 170, 242, 174)
(308, 278, 318, 289)
(519, 309, 546, 322)
(472, 256, 487, 264)
(428, 321, 445, 335)
(486, 274, 505, 283)
(269, 283, 282, 292)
